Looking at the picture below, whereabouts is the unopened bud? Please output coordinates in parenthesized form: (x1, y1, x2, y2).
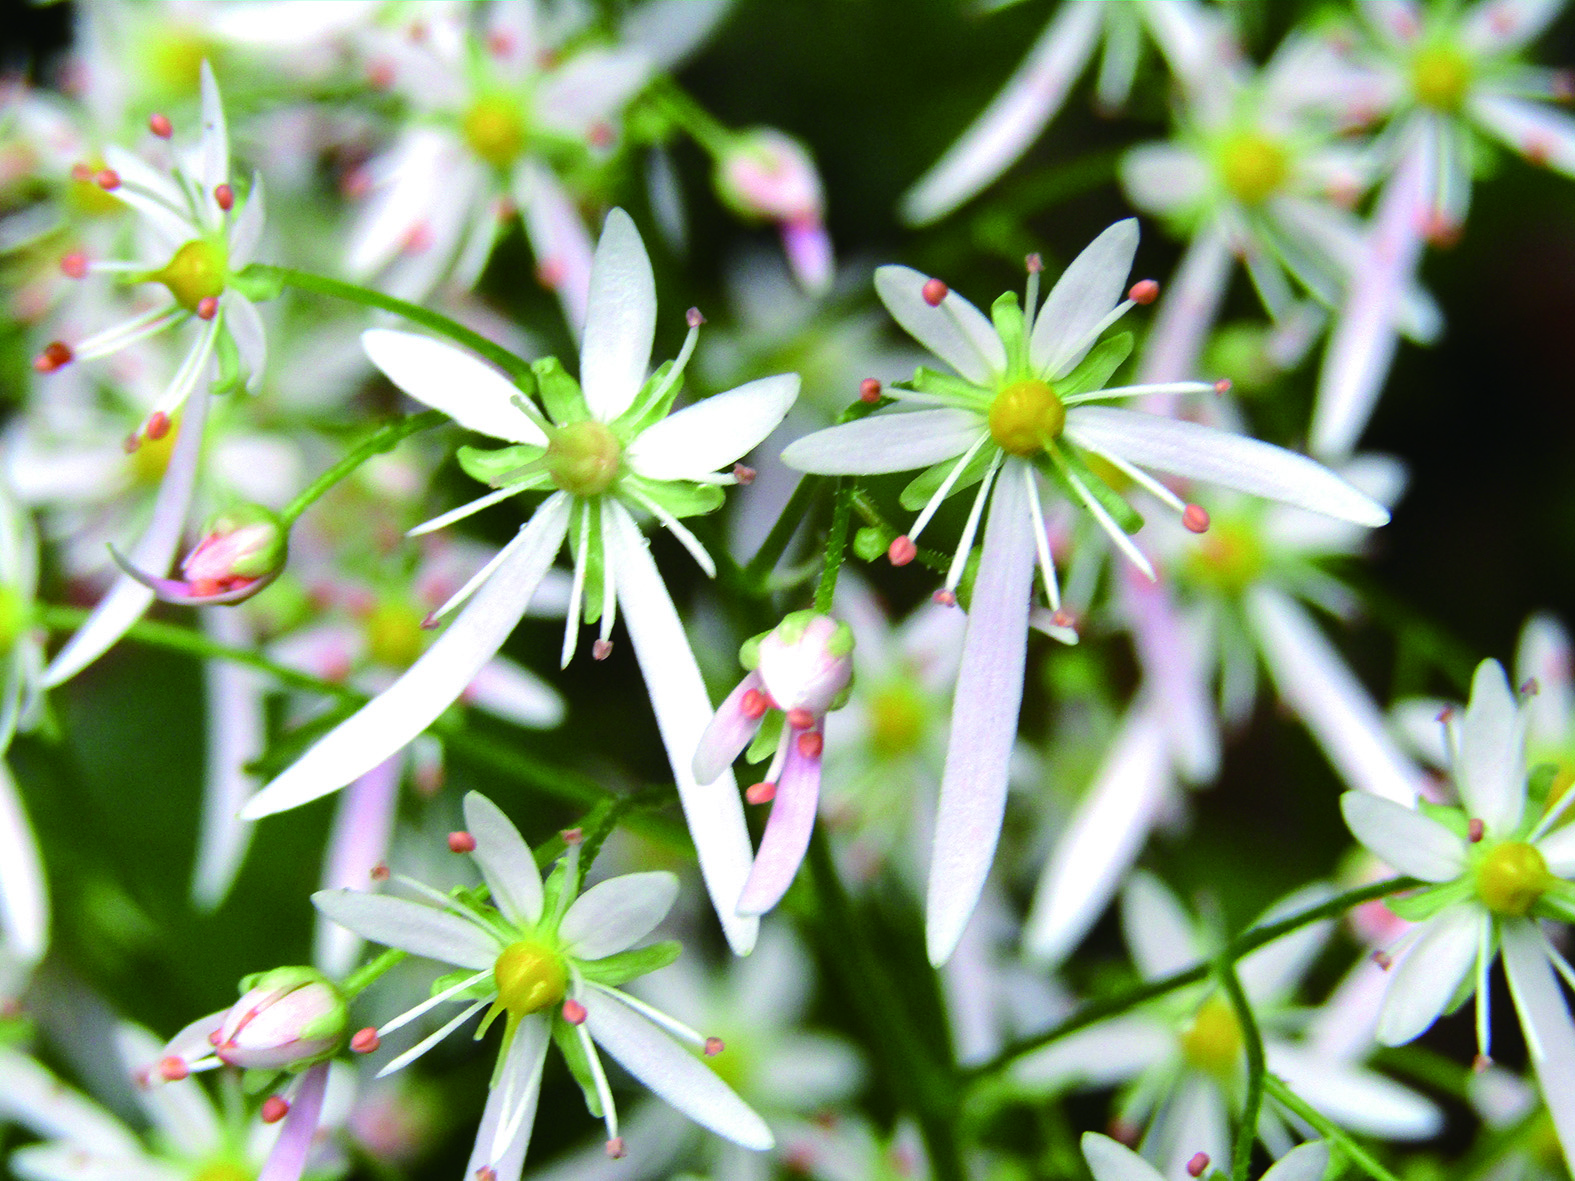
(171, 504, 288, 603)
(755, 611, 855, 716)
(215, 967, 349, 1071)
(714, 129, 823, 225)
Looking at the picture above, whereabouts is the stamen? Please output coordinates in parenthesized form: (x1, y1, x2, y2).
(593, 639, 613, 660)
(732, 463, 756, 484)
(605, 1138, 626, 1159)
(1183, 504, 1210, 533)
(33, 341, 72, 372)
(933, 589, 957, 606)
(1371, 950, 1392, 970)
(371, 863, 390, 881)
(705, 1037, 724, 1056)
(746, 781, 776, 804)
(945, 459, 1001, 592)
(351, 1027, 381, 1053)
(1129, 279, 1159, 304)
(742, 689, 769, 719)
(888, 536, 917, 566)
(158, 1056, 189, 1081)
(1022, 465, 1060, 611)
(797, 731, 823, 758)
(145, 411, 171, 440)
(96, 169, 120, 190)
(1214, 378, 1232, 394)
(1024, 253, 1042, 333)
(562, 505, 593, 668)
(787, 708, 814, 730)
(70, 162, 93, 182)
(563, 827, 584, 845)
(1472, 1053, 1492, 1073)
(921, 278, 947, 306)
(1187, 1153, 1210, 1178)
(448, 831, 477, 853)
(149, 113, 173, 138)
(686, 306, 705, 328)
(1521, 677, 1540, 697)
(61, 252, 88, 278)
(562, 999, 587, 1025)
(195, 295, 219, 320)
(909, 433, 989, 542)
(261, 1096, 290, 1123)
(859, 378, 882, 403)
(1468, 818, 1485, 842)
(476, 1169, 497, 1181)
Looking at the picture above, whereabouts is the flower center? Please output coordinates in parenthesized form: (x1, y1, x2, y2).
(156, 240, 228, 312)
(463, 94, 528, 167)
(988, 379, 1064, 456)
(1475, 841, 1552, 917)
(190, 1161, 253, 1181)
(1186, 518, 1263, 593)
(494, 941, 567, 1018)
(1218, 131, 1289, 206)
(0, 587, 23, 657)
(1411, 44, 1473, 111)
(148, 29, 212, 95)
(364, 602, 426, 668)
(547, 421, 622, 496)
(1179, 996, 1243, 1080)
(869, 682, 925, 757)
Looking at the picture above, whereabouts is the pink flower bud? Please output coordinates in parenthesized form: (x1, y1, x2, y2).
(715, 129, 824, 226)
(215, 967, 348, 1071)
(114, 504, 289, 605)
(754, 611, 855, 717)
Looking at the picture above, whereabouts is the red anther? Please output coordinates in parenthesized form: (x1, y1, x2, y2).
(563, 827, 584, 845)
(536, 258, 566, 289)
(1372, 950, 1393, 970)
(1128, 278, 1159, 305)
(1051, 608, 1077, 630)
(1107, 1119, 1141, 1147)
(476, 1169, 497, 1181)
(95, 168, 120, 190)
(1213, 378, 1232, 394)
(921, 277, 948, 307)
(1187, 1152, 1210, 1178)
(149, 113, 173, 138)
(1522, 677, 1541, 696)
(214, 184, 234, 212)
(797, 731, 823, 758)
(1182, 504, 1211, 534)
(784, 1144, 818, 1173)
(420, 612, 439, 630)
(402, 223, 433, 254)
(158, 1056, 189, 1082)
(746, 781, 776, 805)
(208, 1029, 222, 1046)
(933, 589, 957, 607)
(123, 433, 142, 454)
(887, 535, 917, 566)
(494, 196, 517, 221)
(487, 29, 515, 56)
(1424, 212, 1460, 248)
(1526, 138, 1552, 167)
(1553, 70, 1575, 103)
(261, 1095, 290, 1124)
(859, 377, 882, 402)
(196, 296, 219, 320)
(732, 463, 756, 485)
(71, 162, 94, 182)
(145, 411, 171, 440)
(366, 59, 395, 89)
(1437, 706, 1455, 723)
(447, 831, 477, 854)
(587, 121, 615, 149)
(562, 998, 587, 1025)
(704, 1036, 724, 1057)
(1468, 818, 1486, 843)
(33, 341, 73, 372)
(786, 707, 815, 730)
(61, 252, 88, 278)
(592, 639, 613, 661)
(1473, 1053, 1493, 1073)
(1025, 252, 1043, 274)
(370, 862, 390, 882)
(605, 1138, 626, 1160)
(350, 1027, 381, 1054)
(741, 689, 769, 719)
(686, 306, 706, 328)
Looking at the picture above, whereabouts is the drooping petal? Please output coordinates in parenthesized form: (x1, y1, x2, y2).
(242, 498, 571, 819)
(257, 1061, 329, 1181)
(560, 872, 678, 960)
(626, 374, 800, 480)
(362, 329, 546, 445)
(582, 987, 773, 1150)
(926, 464, 1036, 966)
(229, 172, 266, 268)
(224, 290, 267, 388)
(311, 890, 496, 969)
(874, 266, 1006, 385)
(464, 792, 544, 929)
(580, 208, 656, 422)
(1457, 659, 1527, 835)
(1376, 907, 1484, 1045)
(1340, 793, 1466, 881)
(467, 1015, 551, 1181)
(516, 159, 595, 339)
(737, 734, 822, 917)
(693, 671, 767, 786)
(1065, 405, 1390, 525)
(780, 410, 985, 476)
(1081, 1131, 1166, 1181)
(1266, 1045, 1440, 1140)
(314, 756, 401, 978)
(1501, 919, 1575, 1166)
(1029, 219, 1139, 377)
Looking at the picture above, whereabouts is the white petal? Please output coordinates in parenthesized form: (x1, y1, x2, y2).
(190, 609, 265, 910)
(242, 499, 571, 818)
(780, 410, 985, 476)
(224, 290, 267, 388)
(1340, 792, 1466, 880)
(10, 1144, 173, 1181)
(311, 890, 496, 969)
(1516, 612, 1573, 749)
(463, 792, 544, 929)
(628, 374, 800, 480)
(116, 1024, 220, 1152)
(362, 329, 545, 445)
(583, 988, 773, 1150)
(1121, 871, 1200, 980)
(1065, 406, 1390, 526)
(1260, 1139, 1332, 1181)
(1081, 1132, 1165, 1181)
(1377, 907, 1484, 1045)
(1119, 144, 1209, 217)
(467, 1015, 550, 1181)
(536, 49, 652, 135)
(1458, 659, 1527, 834)
(466, 657, 565, 729)
(580, 208, 656, 422)
(1267, 1045, 1441, 1141)
(229, 173, 266, 269)
(516, 159, 595, 339)
(0, 1049, 138, 1155)
(0, 761, 47, 964)
(1536, 824, 1575, 876)
(926, 466, 1036, 966)
(197, 60, 230, 197)
(874, 266, 1005, 385)
(1501, 920, 1575, 1165)
(1012, 1016, 1170, 1091)
(560, 872, 678, 960)
(1237, 882, 1338, 1006)
(1462, 0, 1565, 51)
(1030, 219, 1139, 377)
(1472, 94, 1575, 177)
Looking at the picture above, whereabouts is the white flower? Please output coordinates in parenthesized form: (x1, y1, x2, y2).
(1341, 658, 1575, 1171)
(314, 793, 772, 1179)
(1082, 1131, 1328, 1181)
(243, 209, 798, 955)
(782, 219, 1389, 965)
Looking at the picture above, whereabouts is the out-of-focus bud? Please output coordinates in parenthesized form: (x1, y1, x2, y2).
(749, 611, 855, 716)
(714, 129, 833, 294)
(215, 966, 348, 1071)
(112, 503, 287, 605)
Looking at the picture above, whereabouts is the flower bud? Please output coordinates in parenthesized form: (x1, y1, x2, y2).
(752, 611, 854, 716)
(215, 966, 348, 1071)
(112, 504, 290, 606)
(714, 129, 824, 226)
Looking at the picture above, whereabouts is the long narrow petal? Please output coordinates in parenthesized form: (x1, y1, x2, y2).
(606, 501, 758, 955)
(926, 465, 1036, 966)
(0, 1049, 138, 1154)
(117, 1023, 221, 1151)
(780, 410, 985, 476)
(229, 172, 266, 268)
(1501, 919, 1575, 1166)
(467, 1016, 551, 1181)
(362, 329, 546, 444)
(464, 792, 544, 929)
(257, 1061, 328, 1181)
(0, 762, 47, 965)
(693, 672, 766, 786)
(583, 988, 773, 1150)
(1081, 1131, 1166, 1181)
(1122, 573, 1218, 782)
(580, 208, 656, 422)
(516, 159, 595, 339)
(313, 755, 401, 977)
(1266, 1045, 1441, 1140)
(1030, 219, 1139, 377)
(1135, 222, 1233, 384)
(1122, 871, 1200, 980)
(626, 374, 800, 480)
(1516, 613, 1573, 749)
(560, 872, 678, 959)
(737, 737, 821, 917)
(874, 266, 1005, 385)
(1376, 907, 1483, 1045)
(1340, 793, 1466, 881)
(1472, 94, 1575, 178)
(197, 61, 230, 203)
(311, 890, 496, 969)
(1458, 659, 1526, 834)
(242, 498, 570, 818)
(1462, 0, 1564, 52)
(1065, 406, 1390, 525)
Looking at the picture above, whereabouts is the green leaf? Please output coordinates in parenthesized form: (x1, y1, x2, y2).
(577, 941, 682, 987)
(1052, 445, 1143, 534)
(991, 291, 1024, 374)
(533, 356, 586, 426)
(458, 444, 547, 487)
(622, 475, 725, 520)
(899, 443, 996, 512)
(1057, 332, 1132, 397)
(746, 710, 784, 764)
(552, 1016, 603, 1117)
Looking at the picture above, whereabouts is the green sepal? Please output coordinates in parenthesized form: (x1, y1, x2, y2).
(1527, 762, 1561, 814)
(991, 291, 1025, 375)
(430, 968, 494, 1002)
(1419, 801, 1471, 840)
(230, 263, 284, 302)
(953, 548, 982, 612)
(212, 324, 245, 396)
(539, 858, 575, 930)
(241, 1068, 285, 1096)
(746, 711, 785, 764)
(907, 366, 988, 405)
(458, 443, 547, 487)
(623, 474, 725, 520)
(1535, 883, 1575, 925)
(852, 524, 893, 562)
(1052, 445, 1143, 534)
(533, 356, 587, 426)
(552, 1015, 603, 1117)
(567, 501, 605, 625)
(900, 443, 995, 512)
(1057, 332, 1133, 398)
(614, 360, 683, 437)
(577, 940, 682, 987)
(739, 632, 766, 670)
(1385, 878, 1473, 922)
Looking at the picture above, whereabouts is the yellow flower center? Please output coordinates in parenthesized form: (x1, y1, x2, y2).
(869, 681, 925, 757)
(1411, 45, 1473, 111)
(1475, 841, 1552, 917)
(547, 421, 622, 496)
(494, 941, 567, 1018)
(0, 587, 23, 657)
(463, 94, 528, 167)
(1179, 996, 1243, 1080)
(156, 240, 228, 312)
(1218, 131, 1289, 206)
(190, 1161, 253, 1181)
(988, 379, 1064, 456)
(364, 602, 426, 669)
(1185, 518, 1263, 593)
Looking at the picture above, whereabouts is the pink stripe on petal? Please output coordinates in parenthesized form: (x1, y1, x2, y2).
(694, 671, 767, 786)
(258, 1062, 329, 1181)
(313, 755, 401, 977)
(737, 735, 822, 917)
(782, 219, 834, 295)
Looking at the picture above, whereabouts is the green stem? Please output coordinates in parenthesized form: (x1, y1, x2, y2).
(743, 475, 823, 586)
(965, 877, 1419, 1080)
(645, 79, 735, 156)
(813, 480, 854, 613)
(280, 410, 447, 527)
(1219, 959, 1265, 1181)
(341, 948, 407, 1001)
(1261, 1075, 1404, 1181)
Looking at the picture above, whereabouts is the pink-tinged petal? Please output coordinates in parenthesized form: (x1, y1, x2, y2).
(107, 543, 276, 605)
(606, 501, 758, 955)
(464, 792, 544, 929)
(560, 871, 678, 959)
(465, 657, 564, 729)
(363, 329, 545, 445)
(782, 219, 834, 295)
(1458, 659, 1527, 834)
(899, 1, 1103, 226)
(1462, 0, 1565, 55)
(1516, 613, 1573, 750)
(627, 374, 800, 481)
(1123, 573, 1218, 782)
(1266, 1045, 1441, 1141)
(693, 671, 767, 786)
(43, 386, 211, 688)
(1377, 907, 1484, 1045)
(1341, 792, 1466, 880)
(1162, 1076, 1229, 1180)
(780, 410, 985, 476)
(925, 465, 1036, 966)
(101, 146, 192, 247)
(1081, 1132, 1166, 1181)
(580, 209, 656, 422)
(257, 1061, 328, 1181)
(0, 762, 47, 965)
(311, 890, 496, 969)
(0, 1049, 139, 1154)
(1024, 704, 1172, 967)
(345, 129, 455, 278)
(737, 737, 822, 917)
(1501, 919, 1575, 1166)
(516, 159, 595, 339)
(314, 756, 401, 977)
(242, 497, 571, 819)
(1120, 144, 1209, 217)
(467, 1015, 550, 1181)
(1029, 219, 1139, 377)
(1138, 0, 1226, 85)
(874, 266, 1006, 385)
(622, 0, 729, 66)
(1135, 222, 1233, 384)
(1122, 871, 1201, 980)
(1065, 406, 1390, 526)
(117, 1023, 222, 1151)
(191, 610, 266, 911)
(1358, 0, 1425, 47)
(535, 49, 651, 136)
(582, 987, 773, 1149)
(1247, 587, 1426, 805)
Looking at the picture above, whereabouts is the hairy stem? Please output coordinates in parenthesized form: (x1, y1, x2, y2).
(1219, 959, 1266, 1181)
(281, 410, 447, 527)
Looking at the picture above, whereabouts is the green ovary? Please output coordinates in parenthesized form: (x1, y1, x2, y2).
(547, 421, 622, 496)
(1411, 44, 1473, 112)
(869, 681, 926, 757)
(1185, 518, 1263, 594)
(463, 95, 528, 166)
(155, 240, 227, 311)
(1475, 841, 1552, 917)
(365, 602, 426, 668)
(1217, 131, 1289, 206)
(190, 1161, 253, 1181)
(1179, 996, 1243, 1080)
(494, 941, 568, 1017)
(988, 379, 1064, 456)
